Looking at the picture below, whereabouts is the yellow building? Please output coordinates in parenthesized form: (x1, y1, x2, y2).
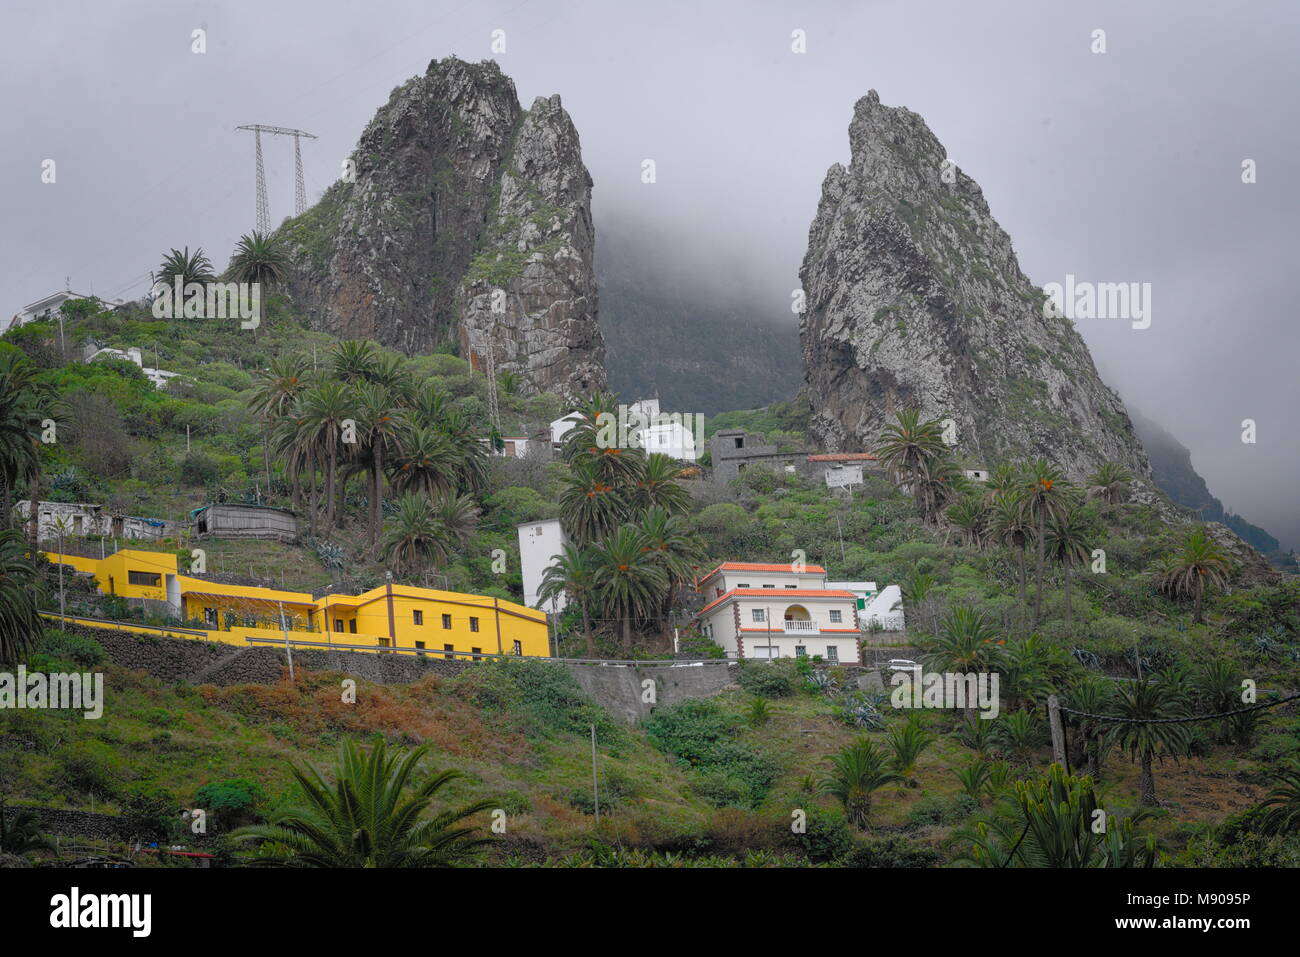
(46, 548, 550, 659)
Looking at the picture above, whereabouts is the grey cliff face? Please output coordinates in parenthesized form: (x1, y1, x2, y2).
(281, 57, 606, 399)
(799, 90, 1150, 479)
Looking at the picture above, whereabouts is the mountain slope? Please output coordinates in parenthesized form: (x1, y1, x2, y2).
(1129, 407, 1287, 562)
(799, 91, 1149, 478)
(595, 222, 802, 415)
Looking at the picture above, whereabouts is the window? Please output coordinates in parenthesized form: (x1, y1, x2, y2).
(444, 643, 455, 660)
(738, 583, 750, 589)
(795, 645, 807, 657)
(751, 608, 766, 623)
(441, 614, 452, 629)
(762, 584, 775, 589)
(335, 618, 344, 632)
(349, 620, 357, 634)
(785, 584, 797, 589)
(471, 647, 482, 661)
(826, 646, 839, 663)
(128, 570, 160, 587)
(829, 610, 843, 623)
(512, 640, 522, 656)
(413, 609, 424, 625)
(204, 607, 218, 628)
(734, 436, 744, 449)
(415, 641, 426, 657)
(469, 617, 480, 633)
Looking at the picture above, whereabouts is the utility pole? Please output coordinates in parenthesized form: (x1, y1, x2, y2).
(278, 600, 294, 681)
(590, 724, 600, 826)
(1047, 694, 1066, 769)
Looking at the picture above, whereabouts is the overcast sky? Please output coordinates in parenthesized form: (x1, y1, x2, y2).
(2, 0, 1296, 548)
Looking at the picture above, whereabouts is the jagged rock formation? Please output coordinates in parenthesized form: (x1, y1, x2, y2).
(799, 90, 1150, 478)
(279, 57, 606, 398)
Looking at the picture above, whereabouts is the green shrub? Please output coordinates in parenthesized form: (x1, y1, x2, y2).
(737, 659, 799, 698)
(194, 778, 263, 829)
(644, 699, 776, 808)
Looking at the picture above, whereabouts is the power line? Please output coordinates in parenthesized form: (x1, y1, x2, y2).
(1060, 691, 1300, 725)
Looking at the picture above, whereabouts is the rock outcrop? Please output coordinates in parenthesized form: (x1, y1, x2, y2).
(280, 57, 606, 398)
(799, 90, 1150, 478)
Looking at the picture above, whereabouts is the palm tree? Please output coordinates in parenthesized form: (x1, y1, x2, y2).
(155, 246, 215, 286)
(434, 407, 489, 496)
(353, 381, 409, 548)
(637, 506, 705, 649)
(559, 461, 627, 546)
(629, 453, 692, 517)
(1255, 764, 1300, 836)
(539, 542, 599, 657)
(1063, 676, 1116, 779)
(330, 340, 379, 385)
(226, 231, 289, 288)
(380, 492, 477, 577)
(591, 525, 668, 653)
(1106, 675, 1192, 806)
(251, 354, 310, 490)
(874, 409, 950, 523)
(1150, 527, 1232, 624)
(1045, 503, 1093, 623)
(1017, 459, 1074, 625)
(0, 530, 43, 664)
(0, 350, 46, 530)
(946, 495, 988, 549)
(819, 738, 903, 829)
(388, 425, 458, 500)
(0, 795, 53, 854)
(921, 606, 1003, 723)
(297, 381, 355, 530)
(885, 715, 934, 786)
(562, 392, 644, 486)
(232, 739, 494, 867)
(988, 491, 1031, 602)
(1086, 462, 1134, 506)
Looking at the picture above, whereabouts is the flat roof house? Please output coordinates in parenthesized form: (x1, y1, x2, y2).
(693, 562, 861, 663)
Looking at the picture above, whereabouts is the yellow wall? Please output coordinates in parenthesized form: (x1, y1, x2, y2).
(43, 552, 550, 658)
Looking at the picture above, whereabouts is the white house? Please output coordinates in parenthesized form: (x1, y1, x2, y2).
(825, 580, 880, 614)
(964, 468, 990, 482)
(518, 518, 568, 613)
(15, 500, 187, 543)
(861, 584, 906, 631)
(10, 291, 91, 333)
(693, 561, 861, 663)
(550, 412, 582, 449)
(492, 436, 534, 458)
(87, 346, 180, 390)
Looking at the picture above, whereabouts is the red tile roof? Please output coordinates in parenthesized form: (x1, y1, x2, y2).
(697, 561, 827, 585)
(696, 588, 856, 617)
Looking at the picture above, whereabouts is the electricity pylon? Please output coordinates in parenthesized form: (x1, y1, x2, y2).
(236, 125, 319, 232)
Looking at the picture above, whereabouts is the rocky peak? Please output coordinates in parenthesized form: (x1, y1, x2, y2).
(280, 56, 606, 399)
(799, 90, 1150, 478)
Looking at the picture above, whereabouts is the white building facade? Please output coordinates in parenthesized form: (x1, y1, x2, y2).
(693, 562, 861, 663)
(517, 518, 568, 613)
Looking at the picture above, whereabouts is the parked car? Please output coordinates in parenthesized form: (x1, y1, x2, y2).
(887, 659, 920, 675)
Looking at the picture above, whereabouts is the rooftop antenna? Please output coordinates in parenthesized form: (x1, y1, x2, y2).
(236, 125, 319, 232)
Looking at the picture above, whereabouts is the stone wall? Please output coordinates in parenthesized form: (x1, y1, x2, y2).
(565, 661, 740, 724)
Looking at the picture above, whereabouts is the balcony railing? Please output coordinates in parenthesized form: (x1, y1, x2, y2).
(782, 620, 819, 633)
